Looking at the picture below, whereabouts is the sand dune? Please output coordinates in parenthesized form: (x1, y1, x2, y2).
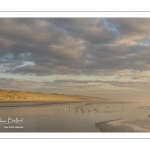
(0, 89, 109, 102)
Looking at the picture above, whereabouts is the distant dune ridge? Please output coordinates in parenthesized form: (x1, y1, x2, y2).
(0, 89, 110, 102)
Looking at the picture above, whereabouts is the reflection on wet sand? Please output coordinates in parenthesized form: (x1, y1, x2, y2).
(0, 101, 150, 132)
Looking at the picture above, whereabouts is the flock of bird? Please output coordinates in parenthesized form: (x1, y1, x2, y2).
(58, 104, 124, 114)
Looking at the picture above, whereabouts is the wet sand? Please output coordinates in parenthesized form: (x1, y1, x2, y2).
(0, 100, 147, 132)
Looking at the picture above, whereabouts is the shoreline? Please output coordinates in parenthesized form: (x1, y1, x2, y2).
(0, 101, 86, 107)
(95, 119, 129, 132)
(94, 124, 100, 132)
(0, 100, 134, 108)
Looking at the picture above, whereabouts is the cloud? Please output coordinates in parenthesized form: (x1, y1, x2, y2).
(53, 78, 150, 91)
(0, 18, 150, 80)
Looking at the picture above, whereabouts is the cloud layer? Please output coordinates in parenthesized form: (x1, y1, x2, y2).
(0, 18, 150, 75)
(1, 18, 150, 100)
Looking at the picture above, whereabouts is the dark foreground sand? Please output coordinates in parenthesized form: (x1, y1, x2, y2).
(95, 117, 150, 132)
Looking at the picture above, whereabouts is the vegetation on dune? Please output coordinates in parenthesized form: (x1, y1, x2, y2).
(0, 89, 108, 102)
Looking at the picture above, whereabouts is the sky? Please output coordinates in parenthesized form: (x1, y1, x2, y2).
(0, 18, 150, 101)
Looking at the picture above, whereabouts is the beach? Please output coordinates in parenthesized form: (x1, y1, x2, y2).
(0, 100, 149, 132)
(0, 89, 149, 132)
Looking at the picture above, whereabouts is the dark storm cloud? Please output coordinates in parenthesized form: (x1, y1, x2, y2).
(0, 18, 150, 76)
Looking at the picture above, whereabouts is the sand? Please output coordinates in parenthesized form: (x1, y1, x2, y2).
(95, 117, 150, 132)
